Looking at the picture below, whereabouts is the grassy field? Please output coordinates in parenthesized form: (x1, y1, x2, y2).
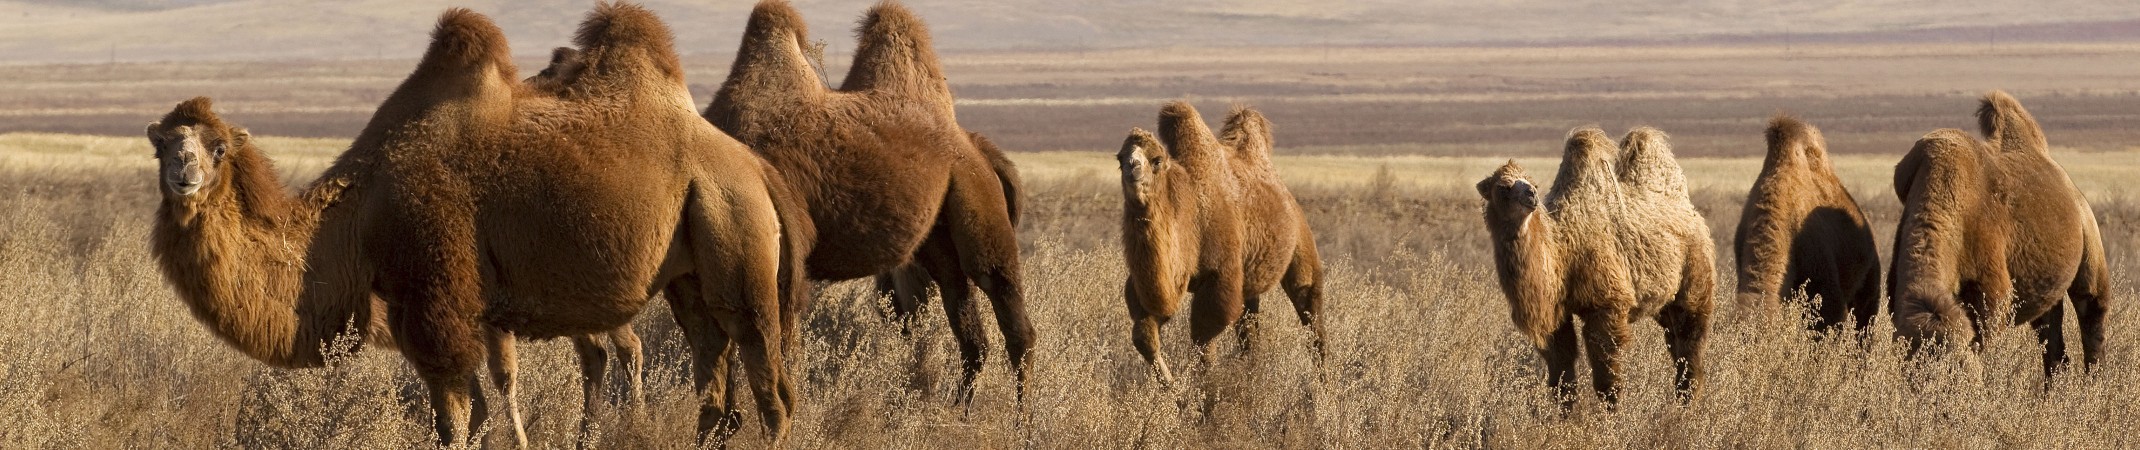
(1, 131, 2135, 448)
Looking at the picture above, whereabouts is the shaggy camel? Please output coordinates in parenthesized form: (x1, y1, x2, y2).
(1734, 116, 1882, 331)
(1889, 91, 2111, 375)
(1476, 127, 1714, 403)
(706, 0, 1034, 401)
(146, 4, 811, 446)
(1115, 102, 1326, 383)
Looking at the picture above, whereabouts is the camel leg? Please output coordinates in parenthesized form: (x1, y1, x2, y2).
(2030, 300, 2069, 378)
(1126, 279, 1174, 385)
(568, 332, 610, 441)
(916, 234, 989, 404)
(609, 325, 645, 405)
(942, 169, 1038, 398)
(1657, 299, 1710, 402)
(486, 327, 529, 448)
(666, 276, 742, 442)
(874, 263, 934, 334)
(714, 305, 791, 443)
(2071, 244, 2111, 371)
(1581, 310, 1632, 405)
(1235, 294, 1261, 354)
(1280, 239, 1327, 359)
(1189, 270, 1246, 369)
(1540, 315, 1580, 409)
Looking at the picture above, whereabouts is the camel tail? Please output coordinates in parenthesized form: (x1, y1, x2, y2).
(842, 1, 950, 98)
(763, 165, 818, 347)
(1976, 90, 2048, 154)
(571, 1, 686, 86)
(1155, 101, 1216, 160)
(1616, 127, 1690, 199)
(1219, 105, 1276, 166)
(971, 132, 1023, 225)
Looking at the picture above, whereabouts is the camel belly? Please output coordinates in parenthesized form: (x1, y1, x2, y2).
(800, 166, 950, 280)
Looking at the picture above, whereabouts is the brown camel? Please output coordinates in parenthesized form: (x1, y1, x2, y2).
(1476, 127, 1714, 403)
(1888, 91, 2111, 375)
(1115, 102, 1326, 384)
(705, 0, 1034, 401)
(145, 4, 811, 446)
(1733, 116, 1882, 331)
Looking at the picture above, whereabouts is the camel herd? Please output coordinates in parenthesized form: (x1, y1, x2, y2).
(136, 1, 2113, 447)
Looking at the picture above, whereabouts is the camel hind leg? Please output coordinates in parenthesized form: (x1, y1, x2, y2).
(2071, 261, 2111, 371)
(678, 186, 794, 444)
(485, 327, 529, 448)
(1658, 256, 1713, 402)
(1281, 233, 1327, 359)
(874, 263, 935, 334)
(938, 167, 1038, 400)
(912, 233, 990, 404)
(608, 325, 645, 404)
(664, 276, 742, 442)
(2030, 300, 2070, 378)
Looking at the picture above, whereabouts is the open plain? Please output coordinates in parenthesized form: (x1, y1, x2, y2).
(2, 27, 2139, 450)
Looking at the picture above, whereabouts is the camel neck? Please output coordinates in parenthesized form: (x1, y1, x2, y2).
(1492, 213, 1566, 347)
(152, 146, 369, 368)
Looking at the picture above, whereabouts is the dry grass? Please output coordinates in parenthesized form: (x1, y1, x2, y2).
(1, 132, 2135, 448)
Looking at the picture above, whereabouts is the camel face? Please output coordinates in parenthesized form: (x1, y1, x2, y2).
(1117, 129, 1166, 209)
(145, 122, 240, 198)
(1476, 162, 1539, 228)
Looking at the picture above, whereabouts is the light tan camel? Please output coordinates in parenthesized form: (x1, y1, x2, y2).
(1889, 91, 2111, 375)
(1115, 102, 1326, 384)
(705, 0, 1033, 401)
(1734, 116, 1882, 331)
(1476, 127, 1714, 403)
(145, 4, 810, 446)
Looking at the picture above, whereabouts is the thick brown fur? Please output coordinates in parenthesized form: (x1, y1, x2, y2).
(706, 0, 1032, 402)
(873, 132, 1022, 329)
(146, 3, 811, 446)
(1733, 116, 1883, 331)
(1116, 102, 1326, 384)
(1476, 127, 1714, 404)
(1888, 91, 2111, 376)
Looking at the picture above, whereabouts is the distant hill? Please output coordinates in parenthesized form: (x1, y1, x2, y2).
(3, 0, 2139, 63)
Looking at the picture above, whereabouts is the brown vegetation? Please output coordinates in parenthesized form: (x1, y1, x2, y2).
(142, 4, 811, 446)
(1476, 127, 1714, 402)
(1888, 91, 2112, 374)
(705, 0, 1033, 401)
(1733, 116, 1883, 331)
(1115, 102, 1326, 383)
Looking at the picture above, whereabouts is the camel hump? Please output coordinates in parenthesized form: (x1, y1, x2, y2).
(843, 1, 951, 99)
(570, 1, 686, 87)
(413, 8, 515, 89)
(1548, 126, 1621, 201)
(1156, 101, 1218, 160)
(1218, 105, 1276, 166)
(1977, 90, 2048, 154)
(1894, 128, 1979, 201)
(1764, 114, 1828, 166)
(1616, 127, 1689, 198)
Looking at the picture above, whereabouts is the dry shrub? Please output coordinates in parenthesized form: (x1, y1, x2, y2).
(1, 145, 2135, 448)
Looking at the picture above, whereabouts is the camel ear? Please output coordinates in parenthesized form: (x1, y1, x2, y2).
(144, 122, 163, 156)
(1475, 176, 1494, 199)
(231, 127, 250, 146)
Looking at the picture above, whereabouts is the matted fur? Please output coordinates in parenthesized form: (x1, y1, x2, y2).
(146, 4, 811, 446)
(705, 0, 1033, 402)
(1477, 126, 1714, 403)
(1888, 91, 2111, 375)
(1733, 116, 1882, 331)
(1117, 102, 1326, 384)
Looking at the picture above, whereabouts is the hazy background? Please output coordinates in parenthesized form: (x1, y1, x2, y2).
(6, 0, 2140, 62)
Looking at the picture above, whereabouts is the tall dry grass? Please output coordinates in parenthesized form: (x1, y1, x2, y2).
(0, 133, 2135, 448)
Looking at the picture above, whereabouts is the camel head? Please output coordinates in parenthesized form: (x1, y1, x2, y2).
(525, 46, 585, 92)
(1118, 128, 1175, 211)
(1477, 160, 1542, 228)
(146, 97, 247, 200)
